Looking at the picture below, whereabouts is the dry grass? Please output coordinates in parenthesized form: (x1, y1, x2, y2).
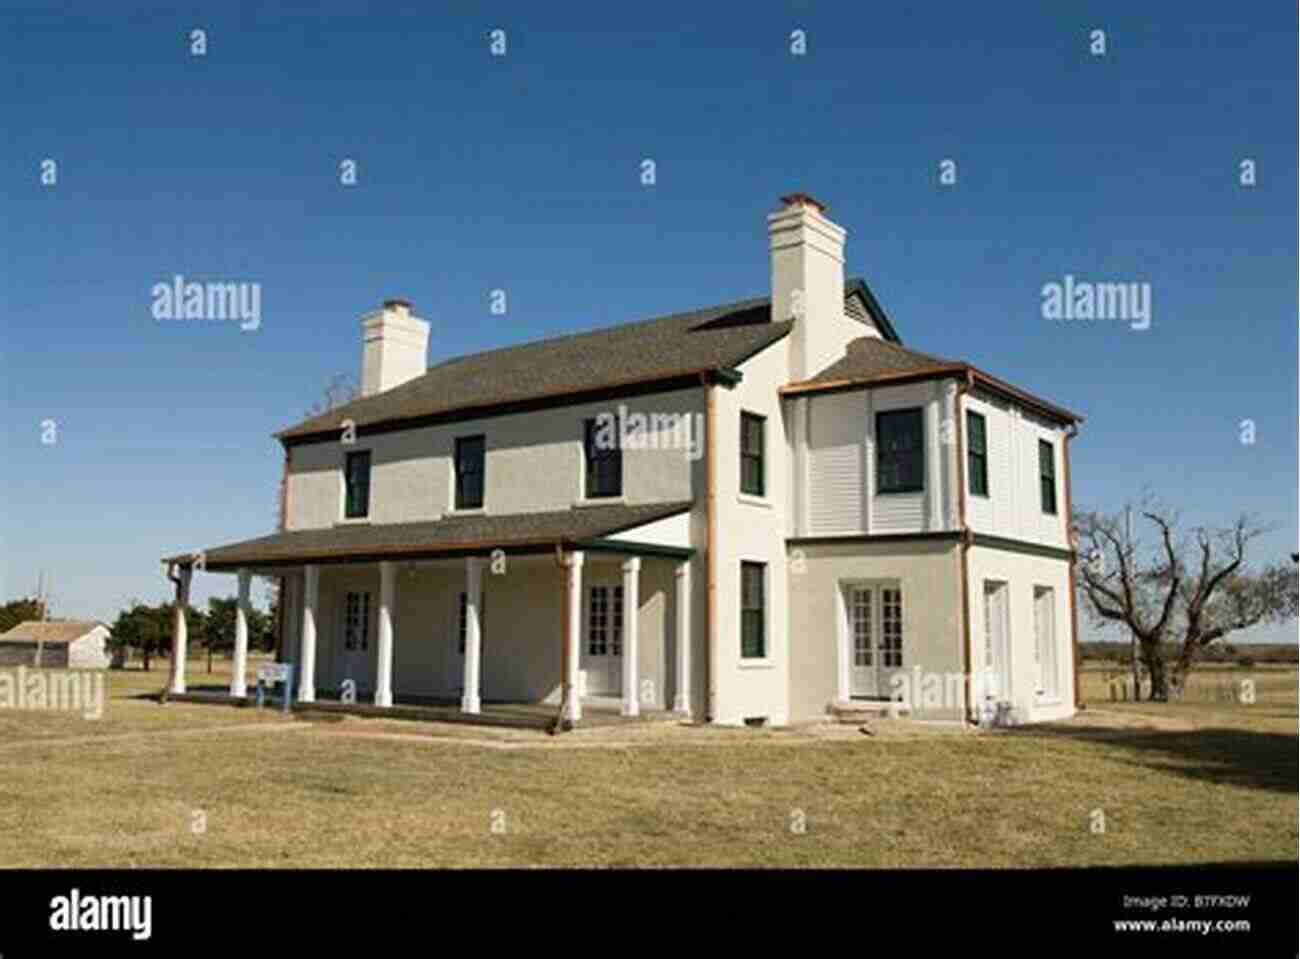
(0, 659, 1293, 868)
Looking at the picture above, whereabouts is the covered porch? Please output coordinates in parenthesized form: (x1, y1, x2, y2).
(161, 502, 697, 730)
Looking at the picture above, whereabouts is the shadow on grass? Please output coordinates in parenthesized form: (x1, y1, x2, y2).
(1013, 723, 1298, 795)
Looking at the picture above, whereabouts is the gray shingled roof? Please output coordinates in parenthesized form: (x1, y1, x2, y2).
(801, 336, 961, 383)
(167, 501, 694, 569)
(277, 279, 892, 441)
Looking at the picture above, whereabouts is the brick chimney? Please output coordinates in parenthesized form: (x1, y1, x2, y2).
(361, 298, 430, 397)
(768, 193, 847, 381)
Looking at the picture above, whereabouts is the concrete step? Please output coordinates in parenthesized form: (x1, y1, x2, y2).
(829, 700, 909, 722)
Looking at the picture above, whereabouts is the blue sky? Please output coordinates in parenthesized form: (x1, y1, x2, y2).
(2, 2, 1295, 642)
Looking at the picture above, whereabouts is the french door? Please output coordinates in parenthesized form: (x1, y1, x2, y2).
(845, 583, 904, 699)
(581, 584, 623, 696)
(981, 580, 1012, 706)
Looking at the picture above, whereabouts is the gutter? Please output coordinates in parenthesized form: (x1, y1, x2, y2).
(954, 371, 976, 724)
(1063, 422, 1083, 711)
(701, 371, 718, 723)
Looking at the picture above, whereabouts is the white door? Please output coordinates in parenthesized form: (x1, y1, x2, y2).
(581, 584, 623, 696)
(338, 591, 373, 693)
(847, 586, 878, 697)
(981, 581, 1011, 707)
(846, 584, 905, 699)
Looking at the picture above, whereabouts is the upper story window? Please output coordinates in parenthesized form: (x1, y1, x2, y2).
(966, 411, 989, 497)
(343, 450, 371, 519)
(583, 418, 623, 499)
(454, 435, 486, 510)
(740, 411, 766, 497)
(875, 408, 924, 494)
(740, 561, 767, 659)
(1038, 439, 1057, 514)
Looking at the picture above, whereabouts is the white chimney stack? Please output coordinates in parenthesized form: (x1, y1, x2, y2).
(768, 192, 847, 382)
(361, 298, 430, 397)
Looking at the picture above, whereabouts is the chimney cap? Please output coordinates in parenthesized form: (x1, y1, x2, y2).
(383, 297, 412, 311)
(780, 192, 828, 214)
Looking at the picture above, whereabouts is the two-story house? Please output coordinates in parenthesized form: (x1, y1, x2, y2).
(163, 192, 1082, 728)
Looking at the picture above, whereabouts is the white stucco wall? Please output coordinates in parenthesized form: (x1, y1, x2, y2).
(285, 388, 705, 529)
(966, 544, 1076, 723)
(709, 338, 792, 726)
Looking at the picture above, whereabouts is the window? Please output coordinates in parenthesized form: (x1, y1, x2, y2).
(343, 592, 370, 651)
(1038, 439, 1057, 514)
(587, 585, 623, 656)
(1033, 586, 1058, 700)
(740, 562, 766, 658)
(343, 450, 371, 519)
(966, 411, 988, 497)
(875, 408, 924, 494)
(583, 418, 622, 499)
(740, 412, 765, 496)
(457, 591, 486, 653)
(850, 588, 873, 667)
(879, 587, 903, 668)
(454, 435, 485, 510)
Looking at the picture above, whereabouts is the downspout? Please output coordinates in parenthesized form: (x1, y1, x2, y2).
(275, 443, 290, 663)
(700, 371, 718, 723)
(1063, 422, 1083, 710)
(955, 371, 976, 723)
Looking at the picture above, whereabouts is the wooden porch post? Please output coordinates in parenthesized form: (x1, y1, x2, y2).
(673, 560, 691, 714)
(461, 556, 483, 714)
(168, 563, 192, 695)
(375, 560, 396, 707)
(565, 551, 584, 722)
(621, 557, 640, 716)
(299, 565, 319, 703)
(230, 568, 251, 697)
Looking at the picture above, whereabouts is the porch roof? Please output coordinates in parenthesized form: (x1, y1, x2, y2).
(163, 501, 694, 571)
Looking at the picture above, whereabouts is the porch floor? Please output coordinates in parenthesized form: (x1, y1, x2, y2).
(164, 686, 678, 731)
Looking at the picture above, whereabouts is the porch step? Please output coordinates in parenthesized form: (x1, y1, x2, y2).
(829, 700, 909, 723)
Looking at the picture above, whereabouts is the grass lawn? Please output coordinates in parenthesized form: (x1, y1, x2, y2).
(0, 659, 1294, 868)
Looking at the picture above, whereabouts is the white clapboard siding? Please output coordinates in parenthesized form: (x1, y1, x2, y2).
(808, 391, 865, 534)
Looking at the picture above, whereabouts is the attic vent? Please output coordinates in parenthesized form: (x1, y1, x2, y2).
(845, 296, 868, 322)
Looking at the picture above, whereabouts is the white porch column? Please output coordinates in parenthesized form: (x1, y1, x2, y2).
(299, 565, 318, 703)
(461, 556, 483, 714)
(621, 557, 641, 716)
(230, 568, 251, 697)
(673, 560, 691, 714)
(168, 564, 192, 695)
(564, 551, 584, 723)
(375, 560, 395, 707)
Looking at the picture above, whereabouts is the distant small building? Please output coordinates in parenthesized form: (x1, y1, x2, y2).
(0, 621, 113, 669)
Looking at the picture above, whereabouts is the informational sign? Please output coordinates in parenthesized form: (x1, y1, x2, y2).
(257, 663, 291, 684)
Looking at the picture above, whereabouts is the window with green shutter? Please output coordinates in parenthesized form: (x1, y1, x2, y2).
(740, 562, 766, 658)
(343, 450, 371, 519)
(740, 412, 765, 496)
(875, 408, 925, 494)
(967, 411, 988, 497)
(454, 435, 485, 509)
(1038, 439, 1057, 515)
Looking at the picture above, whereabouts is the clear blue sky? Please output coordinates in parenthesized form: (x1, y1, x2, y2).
(2, 2, 1295, 642)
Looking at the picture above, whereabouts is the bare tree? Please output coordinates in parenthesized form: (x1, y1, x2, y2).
(1076, 501, 1297, 700)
